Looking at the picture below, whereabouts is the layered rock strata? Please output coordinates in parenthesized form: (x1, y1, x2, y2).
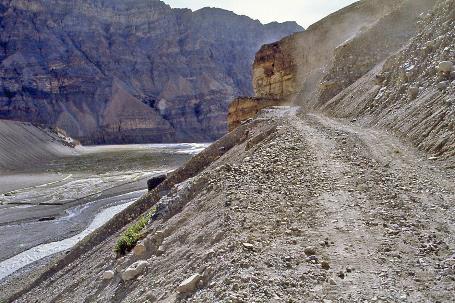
(227, 97, 284, 131)
(0, 0, 302, 144)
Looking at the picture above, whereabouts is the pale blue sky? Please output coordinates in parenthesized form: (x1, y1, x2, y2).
(163, 0, 358, 27)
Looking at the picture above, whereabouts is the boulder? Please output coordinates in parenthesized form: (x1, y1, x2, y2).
(177, 273, 202, 294)
(133, 243, 147, 257)
(437, 61, 454, 73)
(147, 174, 167, 191)
(121, 260, 148, 281)
(102, 270, 115, 280)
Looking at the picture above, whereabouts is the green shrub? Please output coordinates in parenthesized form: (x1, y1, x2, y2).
(114, 207, 156, 256)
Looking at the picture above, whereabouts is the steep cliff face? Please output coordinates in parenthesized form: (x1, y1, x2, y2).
(227, 96, 284, 131)
(0, 0, 302, 144)
(252, 0, 402, 102)
(252, 0, 438, 104)
(231, 0, 403, 128)
(239, 0, 452, 157)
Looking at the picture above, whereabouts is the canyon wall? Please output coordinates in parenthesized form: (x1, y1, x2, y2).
(0, 0, 302, 144)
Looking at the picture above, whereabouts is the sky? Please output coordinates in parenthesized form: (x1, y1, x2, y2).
(163, 0, 358, 28)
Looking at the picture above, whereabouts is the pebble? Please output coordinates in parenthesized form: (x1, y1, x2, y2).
(304, 246, 316, 256)
(102, 270, 115, 280)
(321, 261, 331, 270)
(242, 243, 254, 250)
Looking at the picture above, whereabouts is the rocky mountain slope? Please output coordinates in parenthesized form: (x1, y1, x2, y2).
(0, 119, 78, 171)
(2, 0, 454, 302)
(0, 0, 302, 144)
(233, 0, 453, 158)
(5, 107, 455, 303)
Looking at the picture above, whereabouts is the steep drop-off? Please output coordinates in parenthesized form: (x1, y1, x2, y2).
(0, 0, 302, 144)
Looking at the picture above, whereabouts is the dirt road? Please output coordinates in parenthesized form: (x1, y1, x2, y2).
(9, 108, 455, 303)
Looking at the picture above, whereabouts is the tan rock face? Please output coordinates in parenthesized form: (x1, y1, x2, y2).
(227, 97, 284, 131)
(253, 39, 298, 99)
(229, 0, 403, 130)
(232, 0, 439, 138)
(251, 0, 404, 107)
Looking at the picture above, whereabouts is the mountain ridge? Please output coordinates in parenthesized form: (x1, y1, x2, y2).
(0, 0, 302, 144)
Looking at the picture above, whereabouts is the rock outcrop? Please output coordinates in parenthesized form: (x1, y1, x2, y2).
(232, 0, 453, 159)
(227, 97, 284, 131)
(230, 0, 405, 128)
(0, 0, 302, 144)
(252, 0, 402, 103)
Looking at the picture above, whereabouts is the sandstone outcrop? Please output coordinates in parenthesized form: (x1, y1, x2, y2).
(231, 0, 452, 160)
(252, 0, 402, 103)
(229, 0, 404, 129)
(227, 97, 284, 131)
(0, 0, 302, 144)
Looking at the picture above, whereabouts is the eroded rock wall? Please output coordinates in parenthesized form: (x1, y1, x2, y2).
(227, 97, 284, 131)
(252, 0, 401, 104)
(0, 0, 302, 144)
(230, 0, 403, 131)
(247, 0, 452, 158)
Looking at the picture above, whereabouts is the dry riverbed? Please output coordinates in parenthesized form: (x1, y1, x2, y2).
(0, 143, 208, 281)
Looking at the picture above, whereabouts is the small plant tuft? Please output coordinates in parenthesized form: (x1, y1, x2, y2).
(114, 207, 156, 256)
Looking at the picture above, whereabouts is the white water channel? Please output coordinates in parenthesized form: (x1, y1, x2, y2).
(0, 142, 211, 282)
(0, 198, 135, 281)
